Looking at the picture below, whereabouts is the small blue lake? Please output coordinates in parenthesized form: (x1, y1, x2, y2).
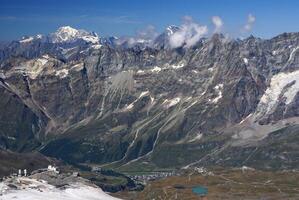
(192, 186, 208, 196)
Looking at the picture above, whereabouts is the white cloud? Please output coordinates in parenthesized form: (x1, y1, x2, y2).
(212, 16, 223, 33)
(117, 25, 158, 47)
(136, 25, 158, 41)
(243, 14, 256, 32)
(248, 14, 256, 23)
(169, 32, 185, 48)
(169, 16, 208, 48)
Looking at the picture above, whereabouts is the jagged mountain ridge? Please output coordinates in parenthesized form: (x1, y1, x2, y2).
(1, 27, 299, 170)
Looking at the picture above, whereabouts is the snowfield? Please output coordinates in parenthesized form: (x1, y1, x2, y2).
(256, 70, 299, 117)
(19, 37, 34, 43)
(50, 26, 99, 44)
(55, 69, 69, 79)
(0, 177, 121, 200)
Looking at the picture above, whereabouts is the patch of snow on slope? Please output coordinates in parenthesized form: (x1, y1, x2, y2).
(0, 177, 121, 200)
(138, 91, 149, 98)
(91, 44, 102, 49)
(123, 103, 134, 111)
(37, 58, 48, 66)
(20, 37, 34, 43)
(71, 63, 84, 71)
(136, 70, 145, 74)
(239, 113, 253, 124)
(151, 66, 162, 73)
(122, 91, 150, 112)
(212, 84, 223, 103)
(208, 67, 215, 72)
(61, 47, 78, 57)
(55, 69, 69, 78)
(243, 58, 248, 65)
(150, 96, 155, 103)
(163, 97, 181, 108)
(189, 133, 203, 142)
(26, 58, 48, 79)
(171, 63, 185, 69)
(185, 96, 192, 101)
(288, 46, 299, 63)
(42, 54, 50, 59)
(256, 70, 299, 117)
(82, 36, 99, 44)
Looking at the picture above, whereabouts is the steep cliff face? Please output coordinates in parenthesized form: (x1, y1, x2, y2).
(2, 27, 299, 170)
(0, 79, 42, 152)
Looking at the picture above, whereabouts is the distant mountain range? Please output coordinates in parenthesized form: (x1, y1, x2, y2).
(1, 26, 299, 171)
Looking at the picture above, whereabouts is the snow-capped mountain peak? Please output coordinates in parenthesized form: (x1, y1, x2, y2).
(50, 26, 100, 44)
(17, 26, 100, 44)
(152, 25, 180, 48)
(166, 25, 180, 35)
(55, 26, 80, 41)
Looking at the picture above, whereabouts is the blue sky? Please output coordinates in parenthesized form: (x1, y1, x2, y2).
(1, 0, 299, 41)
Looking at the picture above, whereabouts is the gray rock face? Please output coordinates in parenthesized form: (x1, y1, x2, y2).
(2, 27, 299, 170)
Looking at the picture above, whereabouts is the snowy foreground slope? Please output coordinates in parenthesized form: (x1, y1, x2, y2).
(0, 177, 121, 200)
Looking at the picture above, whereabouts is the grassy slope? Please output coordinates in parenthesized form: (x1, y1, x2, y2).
(114, 168, 299, 200)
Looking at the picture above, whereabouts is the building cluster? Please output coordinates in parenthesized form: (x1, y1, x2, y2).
(2, 169, 28, 179)
(129, 171, 176, 183)
(18, 169, 27, 177)
(91, 166, 102, 172)
(1, 164, 61, 182)
(193, 167, 214, 176)
(47, 165, 59, 174)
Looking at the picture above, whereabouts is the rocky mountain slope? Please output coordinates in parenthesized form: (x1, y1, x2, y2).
(0, 150, 59, 178)
(1, 26, 299, 170)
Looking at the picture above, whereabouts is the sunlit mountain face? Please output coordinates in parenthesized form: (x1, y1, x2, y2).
(1, 26, 299, 170)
